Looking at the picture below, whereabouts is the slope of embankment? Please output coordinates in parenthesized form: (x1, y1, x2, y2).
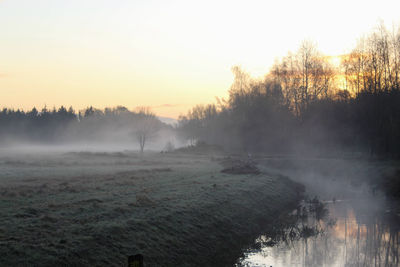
(0, 151, 303, 266)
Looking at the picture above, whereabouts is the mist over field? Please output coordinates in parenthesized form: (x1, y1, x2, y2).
(0, 106, 181, 154)
(1, 0, 400, 265)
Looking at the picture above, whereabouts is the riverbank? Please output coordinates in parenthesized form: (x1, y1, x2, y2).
(0, 151, 304, 266)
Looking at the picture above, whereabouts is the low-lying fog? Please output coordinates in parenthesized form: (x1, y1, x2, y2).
(239, 157, 400, 267)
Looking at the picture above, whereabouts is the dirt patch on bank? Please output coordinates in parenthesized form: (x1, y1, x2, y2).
(220, 157, 260, 175)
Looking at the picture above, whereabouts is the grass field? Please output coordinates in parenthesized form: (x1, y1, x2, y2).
(0, 150, 304, 266)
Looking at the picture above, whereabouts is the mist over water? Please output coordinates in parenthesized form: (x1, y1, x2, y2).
(238, 158, 400, 267)
(240, 200, 399, 267)
(1, 10, 400, 265)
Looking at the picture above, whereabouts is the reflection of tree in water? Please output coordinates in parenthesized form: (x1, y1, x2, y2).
(260, 197, 331, 244)
(239, 197, 335, 266)
(345, 201, 400, 267)
(239, 198, 400, 267)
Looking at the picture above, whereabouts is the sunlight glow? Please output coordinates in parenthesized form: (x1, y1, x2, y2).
(0, 0, 399, 117)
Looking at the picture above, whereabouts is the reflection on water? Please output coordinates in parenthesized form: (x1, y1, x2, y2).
(238, 198, 400, 267)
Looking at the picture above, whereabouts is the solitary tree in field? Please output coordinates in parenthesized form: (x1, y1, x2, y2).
(135, 107, 159, 153)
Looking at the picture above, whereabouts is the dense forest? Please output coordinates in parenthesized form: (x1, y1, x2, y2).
(0, 106, 167, 151)
(178, 24, 400, 157)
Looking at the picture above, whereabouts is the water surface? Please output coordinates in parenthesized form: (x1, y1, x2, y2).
(238, 197, 400, 267)
(238, 158, 400, 267)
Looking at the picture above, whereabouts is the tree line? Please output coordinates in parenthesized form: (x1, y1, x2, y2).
(0, 105, 165, 151)
(178, 24, 400, 157)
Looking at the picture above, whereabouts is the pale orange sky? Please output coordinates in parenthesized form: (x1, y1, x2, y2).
(1, 0, 399, 118)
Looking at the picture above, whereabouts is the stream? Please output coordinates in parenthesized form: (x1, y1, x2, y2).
(237, 159, 400, 267)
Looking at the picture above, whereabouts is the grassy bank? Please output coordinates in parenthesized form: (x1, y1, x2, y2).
(0, 151, 303, 266)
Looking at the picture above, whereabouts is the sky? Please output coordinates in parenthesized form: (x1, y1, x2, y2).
(1, 0, 399, 118)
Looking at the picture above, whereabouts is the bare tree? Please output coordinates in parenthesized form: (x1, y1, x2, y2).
(343, 23, 400, 94)
(135, 107, 159, 153)
(271, 41, 336, 116)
